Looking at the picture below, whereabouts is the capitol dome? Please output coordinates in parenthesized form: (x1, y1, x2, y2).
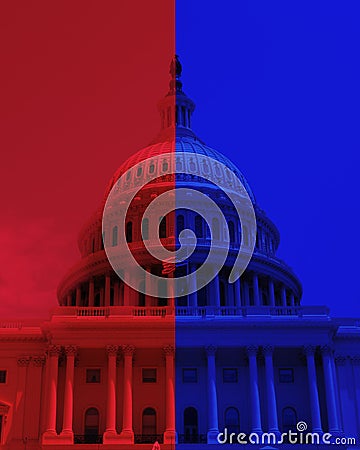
(57, 56, 302, 310)
(104, 137, 256, 205)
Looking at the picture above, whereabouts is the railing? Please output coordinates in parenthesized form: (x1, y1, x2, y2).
(74, 434, 103, 444)
(178, 434, 207, 444)
(134, 434, 164, 444)
(54, 305, 329, 319)
(76, 307, 110, 317)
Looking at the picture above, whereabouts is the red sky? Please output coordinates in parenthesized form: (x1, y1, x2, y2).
(0, 1, 174, 318)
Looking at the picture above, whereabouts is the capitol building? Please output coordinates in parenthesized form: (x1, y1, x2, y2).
(0, 58, 359, 449)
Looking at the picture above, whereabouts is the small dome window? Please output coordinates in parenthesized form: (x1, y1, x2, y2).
(126, 170, 131, 181)
(162, 161, 169, 172)
(137, 167, 143, 177)
(149, 163, 155, 174)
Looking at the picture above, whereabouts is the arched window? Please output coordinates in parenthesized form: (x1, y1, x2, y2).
(159, 216, 167, 239)
(195, 215, 204, 238)
(228, 221, 235, 244)
(142, 218, 149, 240)
(84, 408, 99, 443)
(112, 226, 118, 247)
(212, 218, 220, 240)
(126, 222, 133, 243)
(177, 214, 185, 235)
(184, 407, 198, 443)
(142, 408, 156, 438)
(225, 407, 240, 434)
(282, 407, 297, 432)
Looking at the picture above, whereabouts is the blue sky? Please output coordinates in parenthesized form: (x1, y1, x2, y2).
(177, 0, 360, 317)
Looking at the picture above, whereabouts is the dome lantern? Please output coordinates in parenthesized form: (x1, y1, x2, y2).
(156, 55, 196, 142)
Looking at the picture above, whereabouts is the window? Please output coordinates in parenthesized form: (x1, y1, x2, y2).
(223, 368, 238, 383)
(142, 368, 157, 383)
(112, 226, 118, 246)
(86, 369, 101, 383)
(183, 368, 197, 383)
(149, 163, 155, 174)
(282, 407, 297, 432)
(184, 407, 198, 443)
(126, 221, 133, 243)
(212, 218, 220, 240)
(142, 218, 149, 240)
(142, 408, 156, 438)
(137, 167, 143, 177)
(279, 368, 294, 383)
(159, 216, 166, 238)
(84, 408, 99, 443)
(220, 281, 226, 307)
(225, 407, 240, 434)
(177, 214, 185, 235)
(228, 220, 235, 244)
(0, 371, 6, 384)
(195, 215, 204, 238)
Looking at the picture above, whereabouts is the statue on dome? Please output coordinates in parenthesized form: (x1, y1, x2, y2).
(170, 54, 182, 79)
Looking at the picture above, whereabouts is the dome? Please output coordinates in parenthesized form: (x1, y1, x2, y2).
(104, 136, 256, 204)
(58, 56, 302, 309)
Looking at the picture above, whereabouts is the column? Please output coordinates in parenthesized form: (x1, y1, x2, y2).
(206, 346, 219, 443)
(42, 345, 61, 442)
(350, 356, 360, 436)
(60, 346, 77, 441)
(252, 274, 260, 306)
(66, 294, 71, 306)
(263, 346, 279, 434)
(120, 345, 135, 443)
(212, 272, 220, 308)
(280, 285, 287, 307)
(105, 275, 111, 307)
(145, 267, 153, 306)
(188, 264, 198, 307)
(304, 346, 322, 432)
(89, 279, 95, 307)
(246, 346, 262, 433)
(24, 356, 45, 440)
(234, 276, 241, 308)
(268, 279, 275, 306)
(103, 345, 120, 443)
(331, 356, 342, 432)
(13, 357, 30, 440)
(321, 346, 341, 433)
(163, 346, 177, 444)
(76, 286, 81, 306)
